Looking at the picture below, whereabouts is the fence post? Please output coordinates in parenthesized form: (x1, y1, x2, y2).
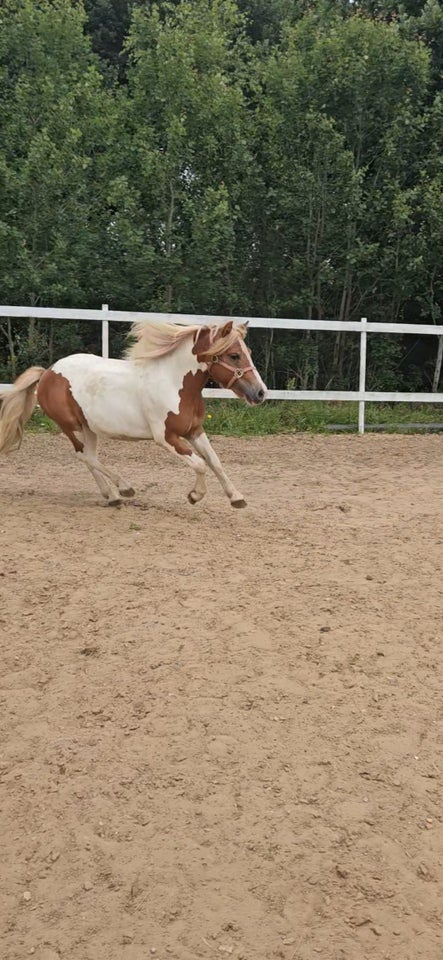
(101, 303, 109, 359)
(358, 317, 367, 434)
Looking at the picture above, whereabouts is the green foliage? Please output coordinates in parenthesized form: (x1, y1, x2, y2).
(1, 0, 443, 405)
(83, 0, 136, 68)
(25, 399, 443, 438)
(203, 399, 443, 435)
(120, 0, 255, 312)
(0, 0, 122, 367)
(0, 0, 111, 303)
(28, 409, 60, 434)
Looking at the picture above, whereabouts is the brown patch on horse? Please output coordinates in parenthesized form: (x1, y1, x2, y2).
(164, 370, 207, 455)
(192, 322, 234, 362)
(37, 370, 87, 453)
(192, 327, 216, 361)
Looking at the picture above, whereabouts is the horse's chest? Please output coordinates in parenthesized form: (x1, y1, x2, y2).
(164, 376, 205, 440)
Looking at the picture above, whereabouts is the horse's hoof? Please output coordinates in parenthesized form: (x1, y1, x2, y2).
(108, 498, 122, 507)
(188, 491, 200, 505)
(120, 487, 135, 498)
(231, 498, 247, 509)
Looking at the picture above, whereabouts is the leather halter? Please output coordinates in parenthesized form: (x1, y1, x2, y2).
(206, 354, 255, 390)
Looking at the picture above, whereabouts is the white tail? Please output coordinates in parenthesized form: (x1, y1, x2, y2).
(0, 367, 46, 454)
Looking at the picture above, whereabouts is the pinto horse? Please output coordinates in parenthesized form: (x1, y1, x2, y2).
(0, 320, 267, 507)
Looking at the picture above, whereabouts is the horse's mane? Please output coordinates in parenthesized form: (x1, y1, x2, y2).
(126, 320, 247, 361)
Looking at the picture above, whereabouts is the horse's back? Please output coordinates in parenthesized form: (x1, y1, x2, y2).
(54, 353, 125, 376)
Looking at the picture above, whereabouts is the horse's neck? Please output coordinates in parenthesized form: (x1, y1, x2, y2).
(132, 340, 208, 390)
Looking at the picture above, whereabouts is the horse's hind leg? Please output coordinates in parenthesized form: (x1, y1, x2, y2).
(37, 369, 131, 504)
(87, 462, 118, 501)
(77, 426, 122, 505)
(79, 426, 135, 501)
(88, 437, 135, 497)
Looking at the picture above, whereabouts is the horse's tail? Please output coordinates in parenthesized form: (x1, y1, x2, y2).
(0, 366, 46, 454)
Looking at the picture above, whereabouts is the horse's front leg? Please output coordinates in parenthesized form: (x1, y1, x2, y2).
(190, 431, 246, 508)
(161, 432, 207, 504)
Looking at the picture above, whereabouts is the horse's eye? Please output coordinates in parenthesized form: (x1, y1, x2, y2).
(229, 353, 241, 361)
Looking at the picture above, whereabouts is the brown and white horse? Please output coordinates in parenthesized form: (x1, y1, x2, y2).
(0, 320, 267, 507)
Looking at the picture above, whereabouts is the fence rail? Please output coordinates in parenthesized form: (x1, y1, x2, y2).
(1, 304, 443, 433)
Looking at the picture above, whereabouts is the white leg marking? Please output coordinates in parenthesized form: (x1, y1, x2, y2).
(155, 432, 208, 504)
(77, 427, 122, 503)
(76, 451, 121, 501)
(185, 450, 207, 503)
(80, 426, 134, 499)
(190, 432, 246, 506)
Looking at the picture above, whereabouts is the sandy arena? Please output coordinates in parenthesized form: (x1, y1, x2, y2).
(1, 432, 442, 960)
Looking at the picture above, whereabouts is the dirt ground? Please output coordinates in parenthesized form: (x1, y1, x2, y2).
(1, 432, 442, 960)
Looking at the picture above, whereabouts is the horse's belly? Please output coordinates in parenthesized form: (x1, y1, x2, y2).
(91, 419, 153, 441)
(81, 394, 153, 440)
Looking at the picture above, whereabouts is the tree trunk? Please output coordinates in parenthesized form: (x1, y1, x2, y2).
(433, 336, 443, 393)
(48, 319, 54, 366)
(263, 328, 274, 387)
(0, 319, 17, 377)
(165, 181, 175, 311)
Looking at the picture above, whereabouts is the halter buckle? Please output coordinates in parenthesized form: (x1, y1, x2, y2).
(235, 369, 243, 379)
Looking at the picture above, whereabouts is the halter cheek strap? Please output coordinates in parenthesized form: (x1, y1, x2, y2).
(207, 355, 255, 390)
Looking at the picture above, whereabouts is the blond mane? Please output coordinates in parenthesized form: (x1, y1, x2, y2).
(204, 323, 248, 359)
(126, 320, 247, 361)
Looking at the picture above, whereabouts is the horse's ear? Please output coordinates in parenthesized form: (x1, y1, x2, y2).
(220, 321, 233, 338)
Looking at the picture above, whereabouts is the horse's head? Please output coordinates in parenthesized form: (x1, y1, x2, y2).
(194, 321, 267, 406)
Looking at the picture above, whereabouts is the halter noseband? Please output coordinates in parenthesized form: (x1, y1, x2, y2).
(206, 355, 255, 390)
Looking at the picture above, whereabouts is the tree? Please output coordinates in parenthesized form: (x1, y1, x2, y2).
(0, 0, 116, 372)
(255, 8, 430, 386)
(122, 0, 256, 313)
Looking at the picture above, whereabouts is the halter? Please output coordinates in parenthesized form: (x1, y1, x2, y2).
(206, 354, 255, 390)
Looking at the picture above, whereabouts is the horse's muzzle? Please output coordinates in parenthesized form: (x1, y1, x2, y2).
(253, 387, 266, 404)
(243, 385, 267, 405)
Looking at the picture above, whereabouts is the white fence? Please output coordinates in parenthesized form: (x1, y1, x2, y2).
(1, 303, 443, 434)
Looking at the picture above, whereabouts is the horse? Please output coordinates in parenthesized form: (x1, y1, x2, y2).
(0, 319, 267, 508)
